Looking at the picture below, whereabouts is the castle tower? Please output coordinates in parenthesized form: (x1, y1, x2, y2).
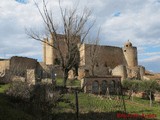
(123, 40, 138, 67)
(43, 38, 47, 63)
(43, 37, 55, 65)
(50, 36, 55, 65)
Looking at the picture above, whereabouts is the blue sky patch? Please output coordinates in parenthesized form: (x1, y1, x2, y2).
(15, 0, 28, 4)
(113, 11, 121, 17)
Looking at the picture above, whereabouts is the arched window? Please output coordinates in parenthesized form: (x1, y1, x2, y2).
(92, 81, 99, 94)
(109, 80, 115, 94)
(101, 80, 107, 95)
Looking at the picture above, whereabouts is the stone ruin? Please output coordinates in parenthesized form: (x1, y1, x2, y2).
(0, 56, 56, 85)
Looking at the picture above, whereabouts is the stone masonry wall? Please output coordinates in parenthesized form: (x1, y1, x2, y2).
(83, 76, 121, 93)
(26, 69, 36, 84)
(0, 59, 10, 73)
(44, 34, 81, 65)
(79, 44, 127, 77)
(10, 56, 38, 77)
(84, 44, 127, 69)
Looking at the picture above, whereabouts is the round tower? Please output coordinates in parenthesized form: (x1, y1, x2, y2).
(123, 40, 138, 67)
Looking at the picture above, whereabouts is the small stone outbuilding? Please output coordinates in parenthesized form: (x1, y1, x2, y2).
(82, 76, 121, 95)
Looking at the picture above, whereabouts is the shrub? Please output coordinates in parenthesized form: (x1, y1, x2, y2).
(29, 83, 62, 119)
(31, 82, 62, 105)
(5, 81, 63, 119)
(6, 81, 33, 101)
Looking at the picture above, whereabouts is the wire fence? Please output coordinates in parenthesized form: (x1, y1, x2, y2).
(53, 82, 130, 120)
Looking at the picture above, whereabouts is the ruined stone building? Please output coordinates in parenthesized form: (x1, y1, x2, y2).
(43, 34, 145, 81)
(0, 56, 42, 84)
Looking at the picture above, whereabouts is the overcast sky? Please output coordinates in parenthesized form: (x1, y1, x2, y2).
(1, 0, 160, 73)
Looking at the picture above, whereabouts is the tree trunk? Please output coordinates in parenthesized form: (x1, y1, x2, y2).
(128, 90, 132, 99)
(131, 90, 134, 102)
(149, 91, 152, 107)
(63, 69, 68, 87)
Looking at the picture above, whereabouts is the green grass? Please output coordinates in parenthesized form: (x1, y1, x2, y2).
(57, 93, 160, 119)
(124, 96, 160, 119)
(0, 83, 160, 120)
(0, 84, 10, 93)
(56, 78, 81, 87)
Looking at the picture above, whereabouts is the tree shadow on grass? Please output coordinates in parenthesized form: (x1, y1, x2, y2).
(0, 93, 36, 120)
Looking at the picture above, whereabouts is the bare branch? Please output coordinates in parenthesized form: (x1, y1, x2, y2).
(26, 0, 99, 87)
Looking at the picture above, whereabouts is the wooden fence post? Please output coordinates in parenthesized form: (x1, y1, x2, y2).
(75, 90, 79, 119)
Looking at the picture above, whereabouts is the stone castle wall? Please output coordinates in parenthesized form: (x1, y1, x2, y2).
(79, 44, 128, 77)
(42, 36, 143, 80)
(0, 59, 10, 73)
(112, 65, 127, 81)
(83, 44, 127, 69)
(0, 59, 10, 83)
(10, 56, 38, 77)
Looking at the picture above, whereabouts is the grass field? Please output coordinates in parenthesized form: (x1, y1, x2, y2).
(56, 78, 81, 87)
(0, 82, 160, 120)
(125, 97, 160, 120)
(57, 93, 160, 120)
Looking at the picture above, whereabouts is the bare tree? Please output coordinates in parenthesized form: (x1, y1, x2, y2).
(26, 0, 95, 87)
(86, 30, 100, 76)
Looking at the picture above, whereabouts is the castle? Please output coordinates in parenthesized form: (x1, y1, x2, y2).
(43, 34, 145, 81)
(0, 33, 147, 85)
(0, 34, 158, 96)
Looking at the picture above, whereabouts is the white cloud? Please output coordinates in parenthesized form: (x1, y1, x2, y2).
(0, 0, 160, 72)
(139, 52, 160, 56)
(139, 55, 160, 73)
(139, 55, 160, 63)
(101, 0, 160, 46)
